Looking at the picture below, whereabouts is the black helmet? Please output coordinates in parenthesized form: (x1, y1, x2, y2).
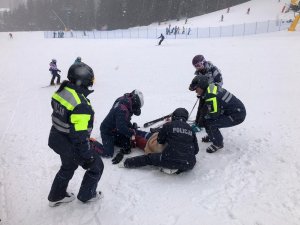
(52, 59, 57, 63)
(172, 108, 189, 122)
(131, 89, 144, 116)
(189, 75, 209, 91)
(67, 62, 94, 87)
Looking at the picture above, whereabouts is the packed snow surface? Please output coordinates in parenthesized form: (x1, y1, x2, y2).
(0, 0, 300, 225)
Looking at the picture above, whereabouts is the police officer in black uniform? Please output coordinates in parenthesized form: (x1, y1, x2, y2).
(117, 108, 199, 174)
(48, 62, 104, 206)
(189, 75, 246, 153)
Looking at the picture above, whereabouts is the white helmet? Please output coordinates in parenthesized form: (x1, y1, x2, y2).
(132, 89, 144, 108)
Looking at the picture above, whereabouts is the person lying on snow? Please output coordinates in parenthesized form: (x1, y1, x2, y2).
(114, 108, 199, 174)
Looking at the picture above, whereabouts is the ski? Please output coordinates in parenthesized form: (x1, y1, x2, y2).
(143, 114, 172, 128)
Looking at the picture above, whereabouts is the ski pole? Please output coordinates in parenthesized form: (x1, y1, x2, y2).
(143, 114, 172, 128)
(188, 98, 199, 119)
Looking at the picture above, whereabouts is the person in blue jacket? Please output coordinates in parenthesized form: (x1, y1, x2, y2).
(189, 75, 246, 153)
(100, 90, 144, 159)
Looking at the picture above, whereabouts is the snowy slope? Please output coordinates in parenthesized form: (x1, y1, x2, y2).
(1, 0, 300, 225)
(152, 0, 295, 28)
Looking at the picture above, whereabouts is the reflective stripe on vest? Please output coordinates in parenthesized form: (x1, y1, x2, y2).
(207, 84, 218, 94)
(70, 114, 91, 131)
(222, 90, 233, 103)
(52, 115, 70, 133)
(52, 87, 81, 111)
(206, 84, 218, 113)
(52, 87, 92, 133)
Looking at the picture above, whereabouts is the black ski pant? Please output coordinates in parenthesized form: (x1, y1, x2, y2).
(48, 128, 104, 202)
(101, 131, 131, 157)
(158, 39, 164, 45)
(124, 153, 195, 172)
(204, 110, 246, 147)
(50, 73, 61, 85)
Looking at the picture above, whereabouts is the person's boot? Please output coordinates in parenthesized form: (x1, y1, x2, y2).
(85, 191, 103, 203)
(48, 192, 75, 207)
(160, 168, 179, 174)
(206, 144, 223, 153)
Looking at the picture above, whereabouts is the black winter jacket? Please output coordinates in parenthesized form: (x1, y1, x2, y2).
(194, 61, 223, 87)
(203, 84, 246, 120)
(48, 82, 94, 162)
(157, 120, 199, 170)
(100, 94, 135, 138)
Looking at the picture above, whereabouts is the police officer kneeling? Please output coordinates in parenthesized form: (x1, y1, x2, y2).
(48, 62, 104, 206)
(117, 108, 199, 174)
(189, 75, 246, 153)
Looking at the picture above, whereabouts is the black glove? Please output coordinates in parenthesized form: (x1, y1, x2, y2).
(133, 108, 141, 116)
(120, 148, 131, 154)
(132, 122, 138, 130)
(82, 157, 95, 170)
(112, 152, 124, 164)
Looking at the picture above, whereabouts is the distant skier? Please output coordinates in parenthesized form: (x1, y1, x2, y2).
(247, 7, 250, 14)
(189, 75, 246, 153)
(158, 33, 165, 46)
(9, 33, 13, 39)
(74, 56, 82, 64)
(49, 59, 61, 86)
(117, 108, 199, 174)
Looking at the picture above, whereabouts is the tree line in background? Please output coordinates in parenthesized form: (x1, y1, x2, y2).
(0, 0, 248, 31)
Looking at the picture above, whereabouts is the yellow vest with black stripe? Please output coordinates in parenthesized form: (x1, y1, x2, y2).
(51, 86, 94, 134)
(205, 84, 219, 114)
